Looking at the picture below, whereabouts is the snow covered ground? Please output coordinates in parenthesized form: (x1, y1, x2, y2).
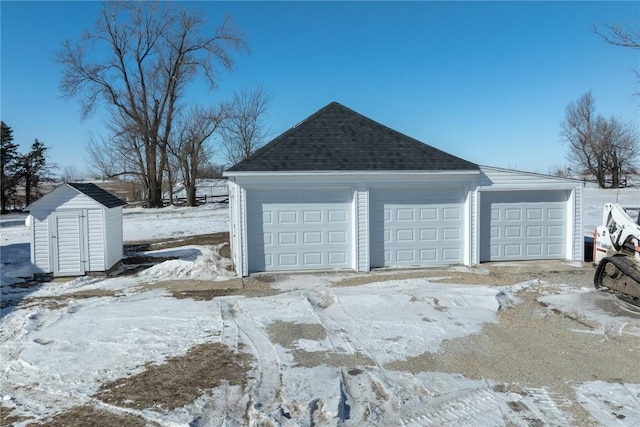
(1, 186, 639, 426)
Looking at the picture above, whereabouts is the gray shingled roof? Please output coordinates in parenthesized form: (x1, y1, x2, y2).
(68, 182, 127, 208)
(227, 102, 478, 172)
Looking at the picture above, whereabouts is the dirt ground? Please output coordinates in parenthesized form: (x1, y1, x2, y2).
(3, 234, 639, 426)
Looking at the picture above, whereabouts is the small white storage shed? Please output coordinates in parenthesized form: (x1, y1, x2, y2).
(224, 102, 584, 277)
(27, 182, 127, 277)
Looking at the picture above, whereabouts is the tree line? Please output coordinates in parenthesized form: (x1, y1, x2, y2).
(1, 122, 53, 213)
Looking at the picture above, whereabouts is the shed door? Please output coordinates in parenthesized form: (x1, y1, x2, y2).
(52, 211, 86, 276)
(246, 189, 352, 272)
(480, 191, 568, 262)
(370, 188, 466, 267)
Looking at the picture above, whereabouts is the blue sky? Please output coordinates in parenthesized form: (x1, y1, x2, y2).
(2, 1, 639, 177)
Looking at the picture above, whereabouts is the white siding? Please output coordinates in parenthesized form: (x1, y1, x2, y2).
(227, 180, 242, 277)
(87, 208, 104, 271)
(355, 188, 369, 272)
(469, 189, 478, 265)
(104, 206, 123, 270)
(32, 218, 50, 274)
(572, 188, 584, 261)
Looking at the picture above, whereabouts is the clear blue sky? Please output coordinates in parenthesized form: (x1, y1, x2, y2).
(2, 1, 639, 177)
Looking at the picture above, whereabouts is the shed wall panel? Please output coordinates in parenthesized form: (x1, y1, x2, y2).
(32, 218, 50, 273)
(87, 209, 105, 271)
(104, 207, 123, 270)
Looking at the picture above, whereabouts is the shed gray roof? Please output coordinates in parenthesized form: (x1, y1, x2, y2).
(68, 182, 127, 208)
(227, 102, 479, 172)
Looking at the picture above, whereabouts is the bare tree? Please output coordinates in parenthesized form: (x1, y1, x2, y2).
(593, 23, 640, 97)
(60, 165, 83, 182)
(169, 104, 227, 206)
(561, 92, 639, 188)
(57, 1, 246, 207)
(597, 115, 638, 187)
(221, 85, 271, 166)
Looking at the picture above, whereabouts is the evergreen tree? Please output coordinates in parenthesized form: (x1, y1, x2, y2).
(19, 139, 50, 206)
(1, 121, 19, 213)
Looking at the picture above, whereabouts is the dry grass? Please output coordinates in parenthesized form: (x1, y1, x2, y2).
(95, 342, 251, 411)
(124, 232, 229, 253)
(21, 289, 122, 311)
(0, 405, 32, 426)
(21, 343, 252, 427)
(40, 405, 153, 427)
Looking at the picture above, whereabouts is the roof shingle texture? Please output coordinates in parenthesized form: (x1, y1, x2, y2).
(227, 102, 478, 172)
(68, 182, 127, 208)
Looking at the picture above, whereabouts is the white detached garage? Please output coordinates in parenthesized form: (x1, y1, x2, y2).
(27, 182, 127, 277)
(225, 102, 583, 277)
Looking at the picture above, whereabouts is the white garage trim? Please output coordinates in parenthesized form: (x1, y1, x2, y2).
(245, 188, 353, 272)
(370, 187, 467, 267)
(479, 190, 569, 262)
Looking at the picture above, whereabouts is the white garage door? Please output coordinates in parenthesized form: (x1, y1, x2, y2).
(246, 189, 352, 272)
(370, 188, 466, 268)
(480, 191, 568, 262)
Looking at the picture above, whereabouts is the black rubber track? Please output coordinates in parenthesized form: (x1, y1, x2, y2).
(594, 255, 640, 300)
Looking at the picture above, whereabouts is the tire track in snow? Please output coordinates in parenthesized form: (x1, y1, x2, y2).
(300, 289, 564, 426)
(219, 298, 286, 424)
(399, 386, 506, 426)
(300, 290, 401, 424)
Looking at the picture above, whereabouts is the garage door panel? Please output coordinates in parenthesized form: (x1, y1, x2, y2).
(421, 248, 437, 261)
(548, 209, 564, 220)
(480, 191, 568, 262)
(421, 229, 437, 241)
(526, 244, 542, 256)
(370, 188, 465, 267)
(443, 248, 461, 261)
(247, 189, 352, 272)
(505, 226, 521, 238)
(304, 211, 322, 223)
(443, 208, 461, 220)
(304, 253, 322, 265)
(421, 208, 437, 220)
(527, 209, 543, 220)
(548, 243, 564, 256)
(527, 225, 542, 237)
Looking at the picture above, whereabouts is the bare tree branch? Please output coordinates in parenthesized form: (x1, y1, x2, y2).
(56, 1, 247, 206)
(221, 85, 271, 166)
